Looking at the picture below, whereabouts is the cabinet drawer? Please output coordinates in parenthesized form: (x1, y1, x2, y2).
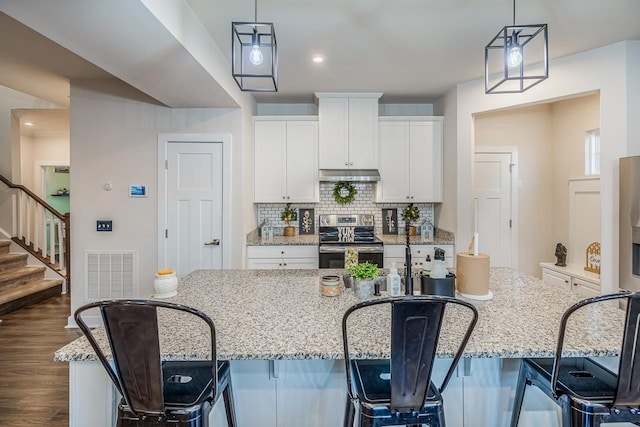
(572, 277, 600, 298)
(247, 245, 318, 259)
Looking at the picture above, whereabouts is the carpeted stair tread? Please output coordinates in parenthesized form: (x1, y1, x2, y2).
(0, 253, 29, 272)
(0, 278, 63, 314)
(0, 266, 46, 289)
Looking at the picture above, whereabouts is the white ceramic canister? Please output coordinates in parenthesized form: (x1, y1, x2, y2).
(153, 271, 178, 298)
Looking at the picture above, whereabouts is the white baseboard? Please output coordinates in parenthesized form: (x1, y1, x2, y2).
(67, 314, 102, 329)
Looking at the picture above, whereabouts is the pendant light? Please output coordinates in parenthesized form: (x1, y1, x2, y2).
(485, 0, 548, 94)
(232, 0, 278, 92)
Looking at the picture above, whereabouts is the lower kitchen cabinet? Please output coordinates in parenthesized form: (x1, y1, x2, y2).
(247, 245, 318, 270)
(540, 262, 600, 298)
(384, 244, 454, 270)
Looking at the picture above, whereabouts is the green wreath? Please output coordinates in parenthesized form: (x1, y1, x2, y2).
(333, 182, 357, 205)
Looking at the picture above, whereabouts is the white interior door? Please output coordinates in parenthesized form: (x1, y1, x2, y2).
(166, 142, 223, 277)
(474, 151, 514, 267)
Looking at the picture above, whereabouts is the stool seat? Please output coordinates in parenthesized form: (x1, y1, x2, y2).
(510, 292, 640, 427)
(161, 361, 229, 407)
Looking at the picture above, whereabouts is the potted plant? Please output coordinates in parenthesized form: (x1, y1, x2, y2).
(348, 261, 379, 299)
(280, 203, 297, 236)
(401, 203, 420, 236)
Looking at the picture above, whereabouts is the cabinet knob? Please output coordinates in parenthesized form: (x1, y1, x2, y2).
(279, 263, 282, 266)
(281, 251, 284, 254)
(287, 196, 290, 199)
(349, 162, 353, 166)
(406, 196, 410, 199)
(282, 196, 285, 199)
(410, 196, 414, 199)
(345, 162, 349, 166)
(283, 263, 287, 266)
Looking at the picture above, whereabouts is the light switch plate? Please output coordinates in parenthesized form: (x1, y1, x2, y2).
(97, 220, 113, 232)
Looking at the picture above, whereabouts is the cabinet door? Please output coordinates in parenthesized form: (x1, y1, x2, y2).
(247, 258, 285, 270)
(541, 268, 571, 291)
(318, 97, 349, 168)
(348, 97, 379, 169)
(409, 121, 443, 202)
(377, 121, 410, 202)
(286, 121, 319, 202)
(254, 121, 286, 202)
(572, 277, 600, 298)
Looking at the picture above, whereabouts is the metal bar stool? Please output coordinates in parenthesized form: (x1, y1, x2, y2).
(510, 292, 640, 427)
(75, 299, 237, 427)
(342, 295, 479, 427)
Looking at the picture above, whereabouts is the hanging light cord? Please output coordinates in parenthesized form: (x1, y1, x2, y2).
(512, 0, 516, 26)
(254, 0, 258, 23)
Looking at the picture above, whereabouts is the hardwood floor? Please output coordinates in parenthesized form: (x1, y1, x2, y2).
(0, 294, 81, 426)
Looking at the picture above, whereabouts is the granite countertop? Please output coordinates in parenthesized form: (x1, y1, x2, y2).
(56, 268, 625, 362)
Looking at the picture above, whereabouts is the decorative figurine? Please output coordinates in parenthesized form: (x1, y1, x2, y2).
(554, 243, 567, 267)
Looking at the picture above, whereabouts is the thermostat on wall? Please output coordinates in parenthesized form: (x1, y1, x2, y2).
(129, 185, 147, 197)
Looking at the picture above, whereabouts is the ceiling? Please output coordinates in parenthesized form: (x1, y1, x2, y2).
(0, 0, 639, 116)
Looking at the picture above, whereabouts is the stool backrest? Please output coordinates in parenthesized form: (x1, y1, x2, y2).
(74, 299, 218, 416)
(551, 292, 640, 407)
(342, 296, 478, 413)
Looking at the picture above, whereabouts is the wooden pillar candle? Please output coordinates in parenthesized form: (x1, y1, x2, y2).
(456, 252, 493, 300)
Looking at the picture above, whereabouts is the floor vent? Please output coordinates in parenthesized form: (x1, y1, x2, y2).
(85, 251, 137, 299)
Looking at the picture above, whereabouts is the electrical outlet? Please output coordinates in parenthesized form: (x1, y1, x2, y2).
(96, 220, 113, 232)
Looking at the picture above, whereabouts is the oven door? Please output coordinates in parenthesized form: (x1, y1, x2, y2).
(319, 245, 384, 269)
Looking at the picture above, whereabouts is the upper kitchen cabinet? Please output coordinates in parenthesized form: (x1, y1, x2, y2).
(377, 117, 444, 203)
(254, 117, 319, 203)
(316, 93, 382, 169)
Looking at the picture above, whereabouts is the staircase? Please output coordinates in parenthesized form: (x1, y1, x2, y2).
(0, 240, 63, 316)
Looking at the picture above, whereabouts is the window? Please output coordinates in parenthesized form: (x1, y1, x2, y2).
(585, 129, 600, 176)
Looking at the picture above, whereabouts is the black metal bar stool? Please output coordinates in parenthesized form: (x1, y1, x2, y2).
(510, 292, 640, 427)
(342, 295, 479, 427)
(75, 299, 237, 427)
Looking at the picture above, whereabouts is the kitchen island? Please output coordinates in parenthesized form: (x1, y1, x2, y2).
(57, 268, 625, 427)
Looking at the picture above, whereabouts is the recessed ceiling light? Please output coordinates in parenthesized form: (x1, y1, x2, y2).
(312, 55, 325, 64)
(24, 122, 34, 126)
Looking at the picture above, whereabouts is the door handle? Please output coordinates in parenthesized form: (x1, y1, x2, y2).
(204, 239, 220, 246)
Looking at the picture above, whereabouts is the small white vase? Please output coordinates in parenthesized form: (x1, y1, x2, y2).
(153, 272, 178, 298)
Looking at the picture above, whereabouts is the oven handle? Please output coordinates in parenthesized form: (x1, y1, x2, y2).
(319, 246, 384, 254)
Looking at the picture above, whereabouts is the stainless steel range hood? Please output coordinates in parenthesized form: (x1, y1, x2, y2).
(318, 169, 381, 182)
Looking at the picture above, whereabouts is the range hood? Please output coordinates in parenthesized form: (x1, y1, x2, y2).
(318, 169, 380, 182)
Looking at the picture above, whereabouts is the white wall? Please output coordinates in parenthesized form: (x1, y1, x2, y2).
(68, 79, 254, 317)
(20, 132, 70, 194)
(448, 40, 640, 294)
(433, 87, 457, 235)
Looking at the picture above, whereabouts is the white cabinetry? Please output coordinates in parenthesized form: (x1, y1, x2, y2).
(540, 262, 600, 298)
(316, 93, 382, 169)
(377, 117, 444, 203)
(384, 244, 454, 270)
(254, 118, 318, 203)
(247, 245, 318, 270)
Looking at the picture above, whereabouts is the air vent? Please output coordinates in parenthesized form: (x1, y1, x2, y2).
(85, 251, 137, 299)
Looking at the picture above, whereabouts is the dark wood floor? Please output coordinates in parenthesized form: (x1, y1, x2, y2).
(0, 294, 81, 426)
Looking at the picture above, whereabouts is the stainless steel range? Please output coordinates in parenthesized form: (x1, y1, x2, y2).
(318, 214, 384, 269)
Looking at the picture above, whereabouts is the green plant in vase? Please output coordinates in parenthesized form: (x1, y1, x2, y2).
(348, 261, 379, 299)
(401, 203, 420, 236)
(280, 203, 297, 236)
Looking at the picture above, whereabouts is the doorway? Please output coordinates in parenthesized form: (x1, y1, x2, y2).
(473, 148, 518, 268)
(157, 134, 232, 277)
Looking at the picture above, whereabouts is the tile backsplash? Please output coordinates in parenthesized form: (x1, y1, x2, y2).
(257, 183, 434, 234)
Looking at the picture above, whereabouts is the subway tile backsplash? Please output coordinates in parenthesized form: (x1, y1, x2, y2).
(257, 183, 434, 234)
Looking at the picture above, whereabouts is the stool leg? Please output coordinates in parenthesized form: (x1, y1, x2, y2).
(510, 361, 529, 427)
(343, 395, 356, 427)
(222, 379, 238, 427)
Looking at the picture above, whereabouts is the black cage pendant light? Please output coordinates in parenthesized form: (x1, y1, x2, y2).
(232, 0, 278, 92)
(485, 0, 548, 94)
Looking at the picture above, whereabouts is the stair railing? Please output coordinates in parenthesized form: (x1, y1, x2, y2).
(0, 174, 70, 289)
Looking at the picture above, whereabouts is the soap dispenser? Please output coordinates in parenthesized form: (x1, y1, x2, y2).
(387, 262, 402, 296)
